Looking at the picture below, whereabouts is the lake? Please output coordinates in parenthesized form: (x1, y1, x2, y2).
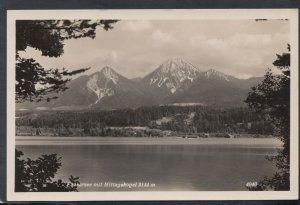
(16, 137, 282, 191)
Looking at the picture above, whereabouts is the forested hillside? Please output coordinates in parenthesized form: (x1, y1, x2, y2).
(16, 105, 273, 137)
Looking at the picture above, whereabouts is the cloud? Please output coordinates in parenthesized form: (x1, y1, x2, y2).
(190, 35, 227, 50)
(21, 20, 290, 79)
(229, 34, 272, 48)
(234, 53, 264, 68)
(190, 33, 274, 51)
(151, 30, 176, 43)
(88, 51, 119, 68)
(124, 20, 153, 32)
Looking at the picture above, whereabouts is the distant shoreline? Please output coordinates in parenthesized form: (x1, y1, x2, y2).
(16, 136, 283, 147)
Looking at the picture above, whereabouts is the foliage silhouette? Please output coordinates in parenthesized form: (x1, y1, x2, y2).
(15, 20, 119, 192)
(15, 149, 80, 192)
(245, 45, 290, 190)
(16, 20, 118, 103)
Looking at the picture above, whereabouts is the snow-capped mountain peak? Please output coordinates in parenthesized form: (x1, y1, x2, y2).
(203, 69, 230, 81)
(100, 66, 119, 84)
(86, 66, 120, 105)
(160, 58, 200, 73)
(149, 58, 201, 93)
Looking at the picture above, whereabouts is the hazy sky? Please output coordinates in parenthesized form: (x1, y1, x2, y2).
(20, 19, 290, 79)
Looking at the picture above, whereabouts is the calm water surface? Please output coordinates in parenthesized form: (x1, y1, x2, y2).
(16, 137, 281, 191)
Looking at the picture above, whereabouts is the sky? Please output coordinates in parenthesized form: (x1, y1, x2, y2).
(20, 19, 290, 79)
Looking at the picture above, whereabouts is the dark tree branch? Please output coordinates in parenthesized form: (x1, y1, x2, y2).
(16, 19, 118, 102)
(245, 44, 290, 191)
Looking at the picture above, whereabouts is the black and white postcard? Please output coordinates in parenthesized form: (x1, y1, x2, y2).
(6, 9, 299, 201)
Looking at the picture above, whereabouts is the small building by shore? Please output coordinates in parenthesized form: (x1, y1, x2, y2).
(224, 133, 235, 138)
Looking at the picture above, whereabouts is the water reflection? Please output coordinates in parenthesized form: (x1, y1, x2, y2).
(17, 142, 278, 191)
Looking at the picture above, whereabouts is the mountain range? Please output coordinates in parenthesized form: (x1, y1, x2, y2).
(17, 58, 263, 110)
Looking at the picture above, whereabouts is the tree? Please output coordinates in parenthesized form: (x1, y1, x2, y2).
(15, 149, 80, 192)
(15, 20, 118, 192)
(16, 20, 118, 102)
(245, 45, 290, 190)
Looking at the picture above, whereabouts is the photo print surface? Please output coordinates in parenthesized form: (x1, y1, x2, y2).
(7, 9, 299, 201)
